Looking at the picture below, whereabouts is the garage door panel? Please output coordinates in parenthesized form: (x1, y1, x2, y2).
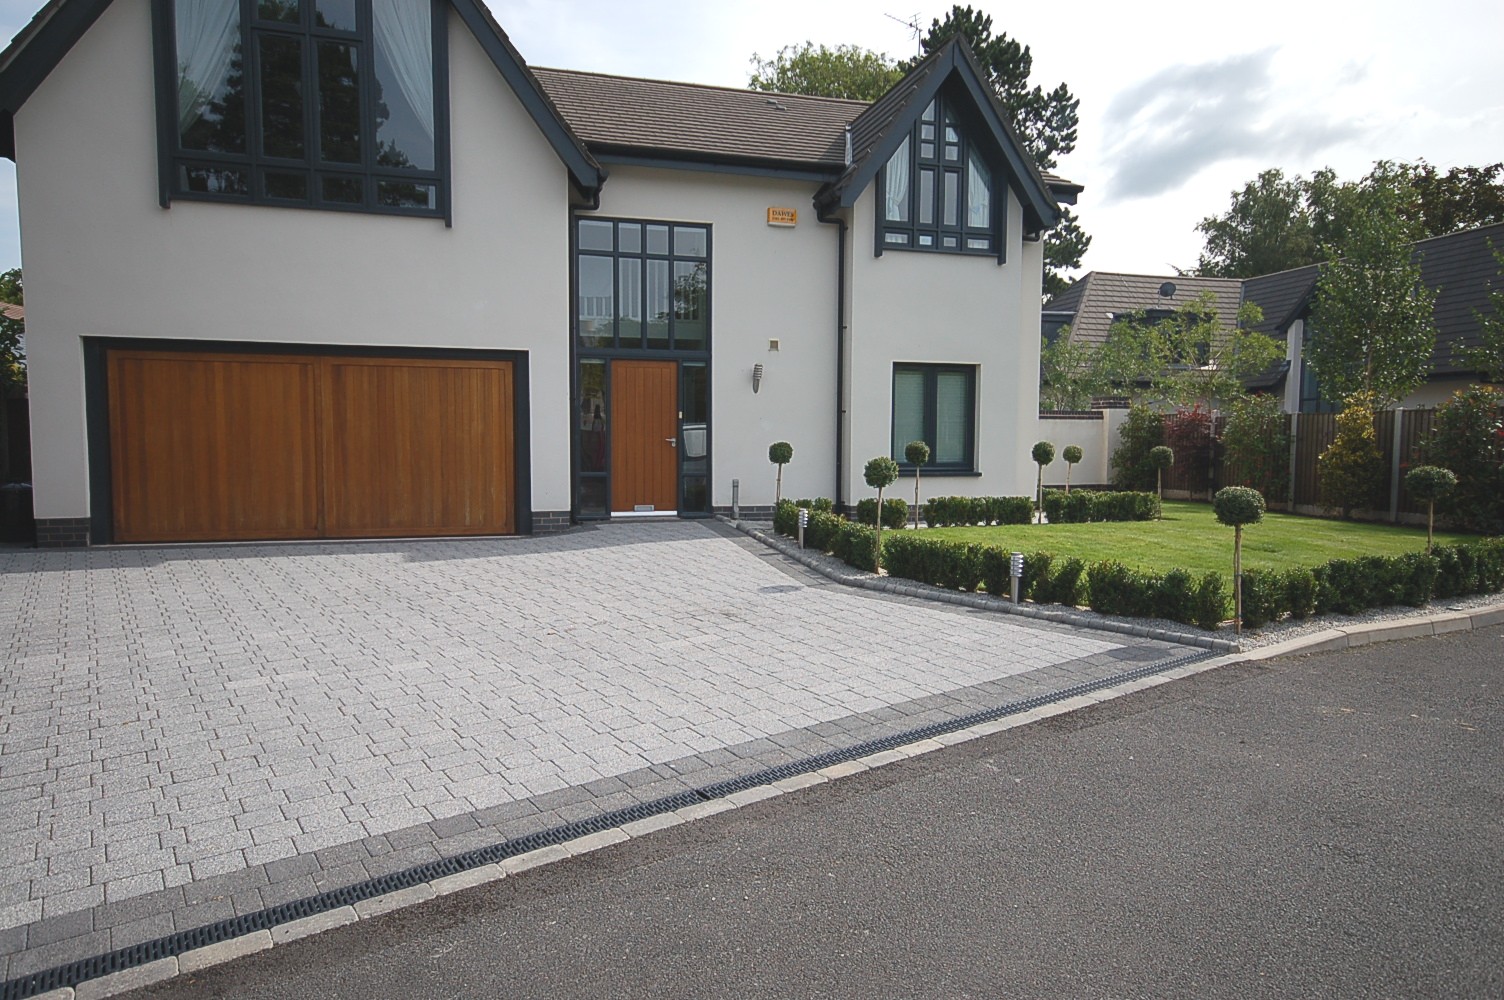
(323, 358, 514, 537)
(109, 352, 320, 543)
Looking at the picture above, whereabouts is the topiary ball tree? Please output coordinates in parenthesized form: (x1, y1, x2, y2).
(1214, 486, 1266, 635)
(864, 455, 900, 572)
(904, 440, 930, 529)
(1032, 441, 1056, 521)
(1406, 465, 1457, 555)
(1062, 445, 1083, 495)
(768, 441, 793, 505)
(1149, 445, 1175, 509)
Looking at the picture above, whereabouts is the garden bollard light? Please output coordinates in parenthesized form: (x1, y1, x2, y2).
(731, 478, 740, 520)
(798, 507, 808, 549)
(1010, 551, 1024, 604)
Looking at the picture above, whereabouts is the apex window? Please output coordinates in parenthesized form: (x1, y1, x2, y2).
(892, 363, 977, 472)
(877, 95, 998, 256)
(157, 0, 447, 216)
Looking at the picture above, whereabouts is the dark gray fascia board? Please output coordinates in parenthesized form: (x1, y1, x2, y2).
(445, 0, 603, 195)
(596, 150, 839, 184)
(0, 0, 113, 159)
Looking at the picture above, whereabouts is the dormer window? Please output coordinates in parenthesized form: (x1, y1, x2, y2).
(156, 0, 448, 217)
(876, 96, 998, 256)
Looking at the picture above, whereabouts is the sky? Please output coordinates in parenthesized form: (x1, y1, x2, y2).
(0, 0, 1501, 280)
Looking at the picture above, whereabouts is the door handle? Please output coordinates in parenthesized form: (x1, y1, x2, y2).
(665, 437, 677, 448)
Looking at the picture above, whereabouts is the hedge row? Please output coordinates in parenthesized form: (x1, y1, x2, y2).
(922, 495, 1034, 527)
(1041, 489, 1160, 524)
(772, 500, 878, 572)
(855, 497, 909, 530)
(874, 532, 1504, 631)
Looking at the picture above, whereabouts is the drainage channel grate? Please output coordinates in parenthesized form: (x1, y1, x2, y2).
(0, 648, 1212, 1000)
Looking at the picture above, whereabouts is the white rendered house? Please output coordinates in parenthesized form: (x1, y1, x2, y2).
(0, 0, 1076, 545)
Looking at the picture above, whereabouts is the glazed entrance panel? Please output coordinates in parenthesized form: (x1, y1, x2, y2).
(610, 359, 678, 512)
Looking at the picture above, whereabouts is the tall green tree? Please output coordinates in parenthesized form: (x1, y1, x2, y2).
(1401, 160, 1504, 236)
(0, 268, 22, 391)
(1308, 165, 1438, 408)
(1195, 169, 1318, 279)
(748, 43, 904, 101)
(916, 6, 1086, 295)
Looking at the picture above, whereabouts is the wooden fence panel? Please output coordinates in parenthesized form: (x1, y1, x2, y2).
(1292, 412, 1337, 507)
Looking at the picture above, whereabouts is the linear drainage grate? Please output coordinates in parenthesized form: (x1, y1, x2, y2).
(0, 648, 1212, 1000)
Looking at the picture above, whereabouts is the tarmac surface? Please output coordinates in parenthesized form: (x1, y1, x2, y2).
(0, 520, 1204, 987)
(125, 627, 1504, 1000)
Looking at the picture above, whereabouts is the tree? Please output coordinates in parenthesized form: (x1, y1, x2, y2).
(1213, 486, 1266, 635)
(1405, 466, 1456, 555)
(1039, 326, 1102, 410)
(768, 441, 793, 505)
(1455, 242, 1504, 382)
(1196, 169, 1319, 279)
(747, 43, 903, 101)
(1149, 446, 1174, 507)
(1062, 445, 1082, 494)
(0, 268, 22, 391)
(1318, 390, 1386, 518)
(1031, 441, 1054, 518)
(863, 456, 900, 571)
(915, 6, 1087, 294)
(1308, 164, 1438, 408)
(904, 440, 930, 528)
(1400, 160, 1504, 237)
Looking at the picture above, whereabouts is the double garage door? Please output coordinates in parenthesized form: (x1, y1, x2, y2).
(106, 348, 516, 543)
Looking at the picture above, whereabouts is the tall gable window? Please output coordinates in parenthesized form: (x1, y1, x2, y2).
(877, 96, 997, 255)
(158, 0, 447, 217)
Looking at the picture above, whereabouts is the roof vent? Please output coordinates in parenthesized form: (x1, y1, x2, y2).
(765, 97, 788, 111)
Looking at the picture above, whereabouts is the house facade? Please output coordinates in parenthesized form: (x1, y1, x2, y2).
(0, 0, 1074, 546)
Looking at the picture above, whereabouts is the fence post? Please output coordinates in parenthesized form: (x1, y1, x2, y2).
(1389, 408, 1404, 523)
(1287, 412, 1300, 510)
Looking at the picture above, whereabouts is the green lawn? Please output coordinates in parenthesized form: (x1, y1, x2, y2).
(920, 501, 1477, 580)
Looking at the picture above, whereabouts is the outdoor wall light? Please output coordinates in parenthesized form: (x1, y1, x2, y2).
(752, 363, 765, 393)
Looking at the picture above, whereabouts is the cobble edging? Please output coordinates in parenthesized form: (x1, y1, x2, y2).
(718, 516, 1243, 654)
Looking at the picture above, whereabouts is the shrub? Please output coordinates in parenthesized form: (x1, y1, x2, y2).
(831, 521, 878, 572)
(856, 497, 909, 530)
(1281, 567, 1318, 619)
(1213, 486, 1266, 527)
(1221, 394, 1291, 503)
(1111, 404, 1165, 491)
(805, 510, 842, 551)
(923, 496, 1031, 526)
(1240, 568, 1284, 629)
(987, 496, 1036, 525)
(1154, 568, 1197, 626)
(1096, 491, 1160, 521)
(1191, 573, 1229, 630)
(1429, 385, 1504, 534)
(1087, 561, 1153, 617)
(773, 499, 799, 536)
(1318, 391, 1386, 517)
(1036, 556, 1086, 607)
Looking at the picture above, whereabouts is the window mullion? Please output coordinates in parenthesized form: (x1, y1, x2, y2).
(359, 0, 376, 205)
(924, 368, 939, 459)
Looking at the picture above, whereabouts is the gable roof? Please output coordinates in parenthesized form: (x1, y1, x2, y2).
(1042, 272, 1246, 349)
(818, 38, 1063, 233)
(0, 0, 604, 194)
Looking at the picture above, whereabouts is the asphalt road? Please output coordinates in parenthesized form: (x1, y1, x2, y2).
(132, 628, 1504, 1000)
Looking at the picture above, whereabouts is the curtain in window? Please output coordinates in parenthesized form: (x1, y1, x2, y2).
(884, 137, 910, 223)
(892, 369, 926, 458)
(373, 0, 435, 143)
(967, 151, 991, 229)
(934, 372, 969, 464)
(175, 0, 240, 137)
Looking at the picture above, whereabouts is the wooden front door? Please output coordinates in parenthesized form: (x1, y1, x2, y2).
(106, 348, 515, 543)
(610, 360, 678, 512)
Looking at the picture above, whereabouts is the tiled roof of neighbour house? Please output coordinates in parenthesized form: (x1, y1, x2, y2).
(532, 67, 862, 172)
(1240, 264, 1319, 338)
(1418, 221, 1504, 374)
(1041, 272, 1246, 349)
(0, 301, 21, 321)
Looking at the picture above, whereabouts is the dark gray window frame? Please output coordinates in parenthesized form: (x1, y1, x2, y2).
(150, 0, 452, 223)
(891, 362, 978, 474)
(874, 90, 1004, 263)
(570, 215, 715, 521)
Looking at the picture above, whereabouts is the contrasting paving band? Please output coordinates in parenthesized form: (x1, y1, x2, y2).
(1, 521, 1204, 993)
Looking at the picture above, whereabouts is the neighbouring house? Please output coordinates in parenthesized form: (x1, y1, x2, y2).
(0, 0, 1077, 546)
(1043, 221, 1504, 415)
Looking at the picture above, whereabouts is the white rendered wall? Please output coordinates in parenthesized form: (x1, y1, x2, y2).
(15, 2, 575, 521)
(845, 185, 1041, 503)
(588, 166, 839, 508)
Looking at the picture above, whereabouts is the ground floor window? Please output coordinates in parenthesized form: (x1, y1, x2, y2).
(892, 363, 977, 472)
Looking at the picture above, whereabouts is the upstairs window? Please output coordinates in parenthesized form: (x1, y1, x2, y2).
(160, 0, 446, 216)
(877, 96, 997, 255)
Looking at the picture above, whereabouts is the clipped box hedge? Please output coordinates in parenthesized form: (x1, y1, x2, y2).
(855, 497, 909, 530)
(772, 499, 877, 573)
(922, 495, 1034, 527)
(1041, 489, 1161, 524)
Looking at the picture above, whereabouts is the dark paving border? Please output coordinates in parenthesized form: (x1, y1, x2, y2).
(0, 634, 1210, 999)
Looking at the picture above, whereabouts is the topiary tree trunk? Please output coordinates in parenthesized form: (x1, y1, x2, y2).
(1032, 441, 1055, 523)
(1149, 446, 1175, 517)
(1214, 486, 1266, 635)
(1062, 445, 1083, 495)
(864, 456, 899, 572)
(768, 441, 793, 506)
(905, 440, 930, 529)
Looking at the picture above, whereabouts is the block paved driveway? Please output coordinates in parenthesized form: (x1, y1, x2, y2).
(0, 520, 1202, 980)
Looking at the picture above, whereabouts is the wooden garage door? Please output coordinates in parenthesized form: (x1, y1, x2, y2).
(107, 349, 515, 543)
